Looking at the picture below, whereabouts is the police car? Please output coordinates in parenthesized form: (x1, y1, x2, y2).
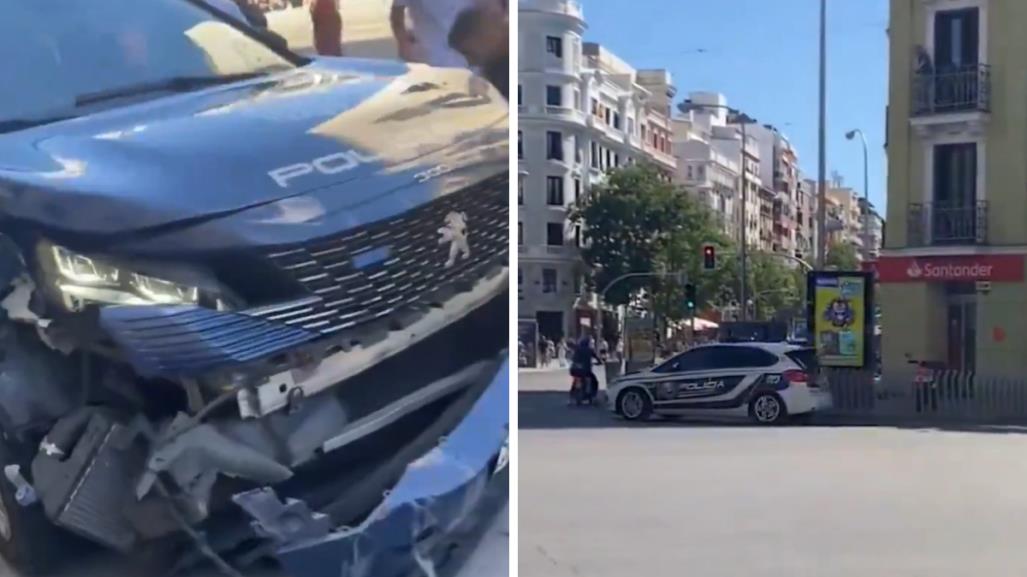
(607, 343, 831, 424)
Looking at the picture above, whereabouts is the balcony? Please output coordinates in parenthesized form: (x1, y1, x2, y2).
(910, 64, 990, 135)
(908, 201, 988, 246)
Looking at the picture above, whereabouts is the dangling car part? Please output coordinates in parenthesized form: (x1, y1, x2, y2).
(0, 0, 508, 574)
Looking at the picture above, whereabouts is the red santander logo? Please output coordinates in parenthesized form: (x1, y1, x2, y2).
(876, 255, 1024, 283)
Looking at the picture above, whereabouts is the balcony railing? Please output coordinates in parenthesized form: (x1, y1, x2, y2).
(908, 201, 988, 246)
(911, 64, 991, 117)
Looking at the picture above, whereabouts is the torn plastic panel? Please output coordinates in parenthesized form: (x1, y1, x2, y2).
(234, 357, 509, 577)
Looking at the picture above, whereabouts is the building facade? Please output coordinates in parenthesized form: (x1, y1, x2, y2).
(881, 0, 1027, 375)
(518, 0, 676, 341)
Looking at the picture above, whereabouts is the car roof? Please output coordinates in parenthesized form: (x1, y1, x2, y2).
(691, 342, 806, 354)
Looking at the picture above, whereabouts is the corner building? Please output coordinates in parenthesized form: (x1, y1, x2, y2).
(881, 0, 1027, 374)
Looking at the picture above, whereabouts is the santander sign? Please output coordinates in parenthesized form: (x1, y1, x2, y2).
(876, 255, 1024, 283)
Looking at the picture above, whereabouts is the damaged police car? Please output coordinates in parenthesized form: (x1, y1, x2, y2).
(0, 0, 508, 574)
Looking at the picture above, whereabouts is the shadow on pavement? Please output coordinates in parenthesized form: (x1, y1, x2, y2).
(520, 390, 1027, 435)
(518, 390, 755, 431)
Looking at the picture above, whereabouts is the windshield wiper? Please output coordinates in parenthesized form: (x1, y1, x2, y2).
(0, 115, 79, 134)
(74, 72, 271, 107)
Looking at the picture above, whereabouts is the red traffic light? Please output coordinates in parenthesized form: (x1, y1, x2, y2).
(702, 245, 716, 270)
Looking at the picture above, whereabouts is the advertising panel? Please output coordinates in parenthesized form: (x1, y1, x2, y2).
(517, 319, 538, 368)
(807, 271, 874, 368)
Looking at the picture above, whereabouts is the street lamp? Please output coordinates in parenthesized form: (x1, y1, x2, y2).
(679, 99, 756, 321)
(816, 0, 828, 269)
(845, 129, 871, 262)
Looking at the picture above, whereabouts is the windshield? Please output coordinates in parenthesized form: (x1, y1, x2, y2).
(1, 0, 295, 128)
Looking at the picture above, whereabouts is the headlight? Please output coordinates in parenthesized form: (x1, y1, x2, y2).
(43, 244, 223, 312)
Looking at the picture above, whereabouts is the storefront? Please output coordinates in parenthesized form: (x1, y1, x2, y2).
(876, 253, 1027, 375)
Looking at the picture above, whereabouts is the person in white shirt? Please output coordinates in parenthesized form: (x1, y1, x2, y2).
(390, 0, 478, 68)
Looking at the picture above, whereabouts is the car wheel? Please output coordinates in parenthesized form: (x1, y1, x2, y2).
(0, 434, 67, 575)
(748, 392, 787, 425)
(617, 388, 652, 421)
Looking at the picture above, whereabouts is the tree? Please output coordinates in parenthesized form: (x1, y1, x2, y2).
(572, 164, 690, 306)
(825, 241, 860, 271)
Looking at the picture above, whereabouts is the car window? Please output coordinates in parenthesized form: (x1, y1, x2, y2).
(785, 348, 818, 370)
(652, 347, 720, 373)
(0, 0, 295, 129)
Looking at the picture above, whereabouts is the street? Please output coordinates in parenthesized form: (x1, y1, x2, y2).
(519, 368, 1027, 577)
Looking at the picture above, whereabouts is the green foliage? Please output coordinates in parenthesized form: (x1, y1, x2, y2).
(574, 164, 804, 322)
(825, 241, 860, 271)
(574, 164, 730, 318)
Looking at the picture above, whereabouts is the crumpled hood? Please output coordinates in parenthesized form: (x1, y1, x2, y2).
(0, 58, 507, 236)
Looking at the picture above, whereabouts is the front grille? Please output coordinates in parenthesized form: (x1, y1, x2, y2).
(255, 174, 508, 339)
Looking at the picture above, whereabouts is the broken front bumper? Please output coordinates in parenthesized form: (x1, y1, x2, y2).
(233, 357, 509, 577)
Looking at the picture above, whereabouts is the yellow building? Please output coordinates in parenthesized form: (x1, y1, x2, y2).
(881, 0, 1027, 375)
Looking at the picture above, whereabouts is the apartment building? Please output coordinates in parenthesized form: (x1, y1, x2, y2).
(796, 179, 818, 261)
(518, 0, 676, 341)
(672, 118, 741, 240)
(879, 0, 1027, 374)
(825, 186, 865, 256)
(675, 92, 763, 248)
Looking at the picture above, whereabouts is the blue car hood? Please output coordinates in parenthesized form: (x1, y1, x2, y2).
(0, 58, 507, 237)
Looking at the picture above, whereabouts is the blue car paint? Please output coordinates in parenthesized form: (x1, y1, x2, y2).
(273, 359, 509, 577)
(0, 59, 507, 251)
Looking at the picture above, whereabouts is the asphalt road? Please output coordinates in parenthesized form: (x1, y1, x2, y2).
(520, 368, 1027, 577)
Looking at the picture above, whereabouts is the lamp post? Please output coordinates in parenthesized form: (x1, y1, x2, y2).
(845, 129, 871, 262)
(679, 99, 756, 321)
(816, 0, 828, 269)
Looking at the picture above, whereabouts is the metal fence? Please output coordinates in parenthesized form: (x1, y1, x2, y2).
(826, 367, 1027, 424)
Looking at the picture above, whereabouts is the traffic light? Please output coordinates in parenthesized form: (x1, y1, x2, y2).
(702, 244, 716, 271)
(685, 283, 697, 312)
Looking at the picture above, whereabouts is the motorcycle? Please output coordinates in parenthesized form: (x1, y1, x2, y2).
(568, 360, 601, 406)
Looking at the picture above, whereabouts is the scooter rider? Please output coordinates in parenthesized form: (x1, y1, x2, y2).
(569, 334, 602, 403)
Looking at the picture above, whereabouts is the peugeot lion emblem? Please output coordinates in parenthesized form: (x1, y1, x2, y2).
(438, 211, 471, 268)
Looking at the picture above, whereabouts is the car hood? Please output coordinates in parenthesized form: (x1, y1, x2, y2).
(0, 58, 507, 237)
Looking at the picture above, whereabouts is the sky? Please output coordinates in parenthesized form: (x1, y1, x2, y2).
(579, 0, 890, 211)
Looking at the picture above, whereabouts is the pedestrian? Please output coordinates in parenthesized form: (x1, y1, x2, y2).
(569, 334, 601, 405)
(389, 0, 477, 68)
(447, 1, 509, 98)
(309, 0, 343, 56)
(546, 339, 556, 368)
(556, 339, 567, 368)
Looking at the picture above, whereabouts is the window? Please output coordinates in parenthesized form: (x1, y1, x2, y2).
(590, 142, 599, 168)
(574, 134, 581, 163)
(604, 108, 611, 125)
(546, 36, 563, 58)
(613, 112, 621, 130)
(605, 149, 612, 168)
(546, 176, 564, 205)
(687, 166, 693, 179)
(517, 84, 522, 105)
(573, 177, 581, 203)
(518, 130, 523, 159)
(546, 85, 561, 107)
(546, 131, 563, 160)
(574, 225, 582, 247)
(542, 268, 558, 293)
(652, 346, 778, 373)
(697, 165, 705, 179)
(613, 153, 620, 167)
(518, 222, 523, 245)
(546, 129, 562, 158)
(591, 98, 599, 115)
(546, 222, 564, 246)
(518, 179, 524, 205)
(0, 0, 295, 129)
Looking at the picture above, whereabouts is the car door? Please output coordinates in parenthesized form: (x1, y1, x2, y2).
(649, 346, 778, 415)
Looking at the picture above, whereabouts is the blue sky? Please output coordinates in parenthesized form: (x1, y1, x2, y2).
(580, 0, 889, 210)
